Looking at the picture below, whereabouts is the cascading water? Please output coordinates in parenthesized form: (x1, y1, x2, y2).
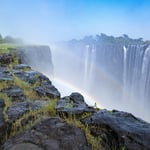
(20, 38, 150, 122)
(141, 45, 150, 101)
(83, 45, 96, 91)
(83, 45, 90, 89)
(120, 44, 150, 120)
(123, 46, 127, 87)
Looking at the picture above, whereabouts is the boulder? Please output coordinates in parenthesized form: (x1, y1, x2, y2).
(0, 67, 13, 81)
(7, 102, 30, 122)
(34, 82, 60, 99)
(82, 109, 150, 150)
(13, 64, 31, 70)
(14, 70, 39, 84)
(56, 92, 96, 116)
(0, 54, 13, 65)
(2, 86, 25, 102)
(3, 117, 91, 150)
(14, 70, 50, 84)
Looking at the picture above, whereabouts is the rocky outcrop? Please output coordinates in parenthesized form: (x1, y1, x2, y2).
(56, 92, 96, 116)
(0, 61, 60, 146)
(0, 54, 13, 65)
(34, 82, 60, 99)
(2, 86, 25, 102)
(13, 64, 31, 70)
(0, 67, 13, 81)
(82, 109, 150, 150)
(3, 117, 91, 150)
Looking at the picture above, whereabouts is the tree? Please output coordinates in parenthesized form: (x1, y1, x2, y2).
(3, 36, 15, 43)
(0, 34, 3, 43)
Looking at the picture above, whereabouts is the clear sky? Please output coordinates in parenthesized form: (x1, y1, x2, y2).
(0, 0, 150, 43)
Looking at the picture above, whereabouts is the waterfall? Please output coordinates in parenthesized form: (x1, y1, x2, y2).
(141, 46, 150, 101)
(88, 45, 96, 88)
(50, 41, 150, 121)
(83, 45, 96, 91)
(123, 46, 128, 101)
(83, 45, 90, 89)
(123, 46, 127, 88)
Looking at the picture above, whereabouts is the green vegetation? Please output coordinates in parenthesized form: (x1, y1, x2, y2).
(43, 99, 57, 116)
(10, 109, 44, 137)
(0, 34, 23, 44)
(70, 33, 150, 47)
(63, 114, 101, 150)
(0, 92, 12, 121)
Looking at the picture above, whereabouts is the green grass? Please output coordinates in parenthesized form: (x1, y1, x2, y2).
(43, 99, 57, 116)
(13, 75, 40, 100)
(0, 43, 17, 54)
(63, 114, 102, 150)
(0, 92, 12, 121)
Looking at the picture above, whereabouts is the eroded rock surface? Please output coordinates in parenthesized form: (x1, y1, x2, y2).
(82, 109, 150, 150)
(0, 54, 13, 65)
(0, 67, 13, 81)
(0, 99, 10, 145)
(2, 86, 25, 102)
(3, 117, 91, 150)
(34, 82, 60, 99)
(56, 92, 96, 116)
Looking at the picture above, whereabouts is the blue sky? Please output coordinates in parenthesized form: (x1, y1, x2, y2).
(0, 0, 150, 43)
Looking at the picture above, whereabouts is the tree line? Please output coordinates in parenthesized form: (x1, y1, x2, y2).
(0, 34, 23, 44)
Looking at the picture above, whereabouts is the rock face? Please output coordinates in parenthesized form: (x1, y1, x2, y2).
(56, 92, 96, 116)
(3, 117, 91, 150)
(82, 109, 150, 150)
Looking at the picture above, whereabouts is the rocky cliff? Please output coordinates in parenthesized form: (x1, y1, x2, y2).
(0, 45, 150, 150)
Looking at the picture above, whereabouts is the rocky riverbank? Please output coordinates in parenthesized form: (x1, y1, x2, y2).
(0, 46, 150, 150)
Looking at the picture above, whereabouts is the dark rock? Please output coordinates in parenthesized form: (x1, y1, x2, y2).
(7, 102, 30, 122)
(34, 82, 60, 99)
(0, 98, 9, 145)
(3, 117, 91, 150)
(13, 64, 31, 70)
(29, 100, 48, 110)
(0, 54, 13, 65)
(82, 109, 150, 150)
(7, 100, 48, 123)
(70, 92, 85, 103)
(0, 67, 13, 81)
(14, 70, 50, 84)
(56, 92, 96, 116)
(0, 98, 5, 107)
(14, 70, 39, 84)
(2, 86, 25, 102)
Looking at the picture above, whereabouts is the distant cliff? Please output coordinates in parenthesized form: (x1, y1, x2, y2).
(62, 34, 150, 121)
(19, 45, 53, 76)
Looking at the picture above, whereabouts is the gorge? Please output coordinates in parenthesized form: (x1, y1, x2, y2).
(0, 38, 150, 149)
(21, 35, 150, 122)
